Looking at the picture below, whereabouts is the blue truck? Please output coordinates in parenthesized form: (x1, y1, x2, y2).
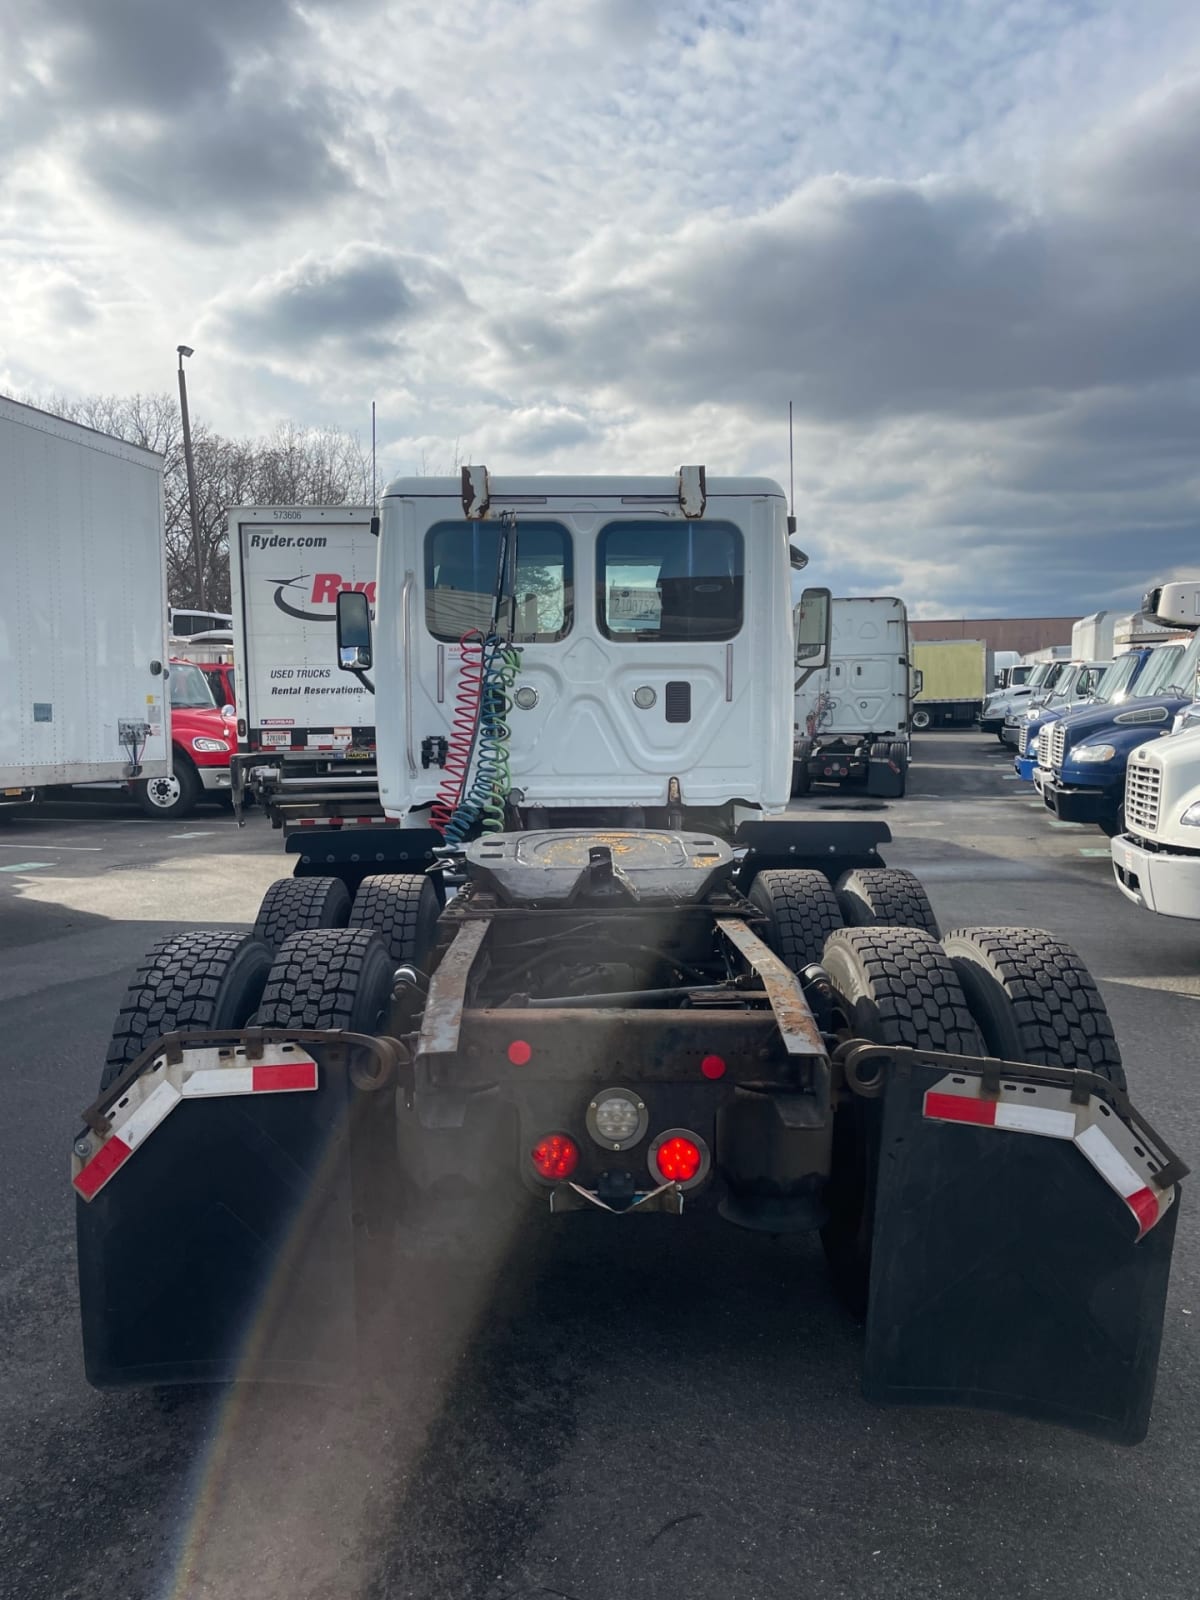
(1038, 633, 1199, 833)
(1013, 648, 1155, 782)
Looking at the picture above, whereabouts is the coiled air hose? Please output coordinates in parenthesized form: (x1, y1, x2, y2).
(431, 631, 522, 842)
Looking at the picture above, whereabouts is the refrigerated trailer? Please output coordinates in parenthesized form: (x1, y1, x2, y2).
(0, 395, 169, 807)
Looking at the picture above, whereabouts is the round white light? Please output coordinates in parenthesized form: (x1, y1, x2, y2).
(514, 686, 539, 710)
(633, 686, 657, 710)
(594, 1094, 641, 1142)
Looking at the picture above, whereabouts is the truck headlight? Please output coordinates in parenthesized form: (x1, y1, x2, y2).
(1071, 743, 1116, 763)
(191, 737, 228, 753)
(1180, 803, 1200, 827)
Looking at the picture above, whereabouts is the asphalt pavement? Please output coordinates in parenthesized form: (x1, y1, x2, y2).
(2, 747, 1199, 1600)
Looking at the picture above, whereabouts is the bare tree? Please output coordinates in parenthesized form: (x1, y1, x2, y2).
(20, 392, 375, 611)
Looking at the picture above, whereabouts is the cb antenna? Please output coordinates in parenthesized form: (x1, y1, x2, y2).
(787, 400, 797, 538)
(370, 401, 380, 537)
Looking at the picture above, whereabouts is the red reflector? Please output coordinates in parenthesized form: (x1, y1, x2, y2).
(508, 1040, 533, 1066)
(252, 1061, 318, 1093)
(924, 1091, 997, 1127)
(655, 1136, 702, 1183)
(701, 1054, 726, 1080)
(73, 1135, 133, 1200)
(1126, 1186, 1160, 1236)
(531, 1133, 578, 1181)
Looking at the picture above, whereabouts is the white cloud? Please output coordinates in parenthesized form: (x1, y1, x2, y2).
(3, 0, 1200, 612)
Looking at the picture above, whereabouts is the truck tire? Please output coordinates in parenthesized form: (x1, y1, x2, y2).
(257, 928, 395, 1034)
(835, 867, 940, 937)
(911, 707, 932, 731)
(820, 928, 983, 1313)
(866, 740, 906, 798)
(942, 927, 1125, 1091)
(253, 876, 352, 953)
(748, 869, 843, 972)
(102, 930, 272, 1091)
(133, 753, 202, 820)
(349, 874, 440, 967)
(791, 740, 812, 798)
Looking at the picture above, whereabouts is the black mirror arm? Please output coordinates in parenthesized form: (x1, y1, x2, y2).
(349, 669, 375, 695)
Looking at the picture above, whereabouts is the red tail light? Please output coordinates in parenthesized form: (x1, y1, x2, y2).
(653, 1135, 703, 1183)
(531, 1133, 579, 1181)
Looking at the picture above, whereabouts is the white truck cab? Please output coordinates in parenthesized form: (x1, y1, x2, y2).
(1111, 581, 1200, 918)
(367, 470, 800, 831)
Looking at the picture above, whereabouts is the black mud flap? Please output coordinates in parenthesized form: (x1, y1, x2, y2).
(76, 1048, 396, 1388)
(863, 1055, 1181, 1444)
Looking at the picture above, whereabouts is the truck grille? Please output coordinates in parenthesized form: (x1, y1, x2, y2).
(1126, 762, 1161, 835)
(1049, 722, 1067, 772)
(1018, 723, 1030, 756)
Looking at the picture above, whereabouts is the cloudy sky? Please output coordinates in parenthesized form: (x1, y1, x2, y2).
(3, 0, 1200, 616)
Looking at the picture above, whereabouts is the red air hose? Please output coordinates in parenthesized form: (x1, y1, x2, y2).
(431, 631, 485, 836)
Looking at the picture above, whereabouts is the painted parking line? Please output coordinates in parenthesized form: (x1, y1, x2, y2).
(1079, 847, 1112, 857)
(0, 862, 54, 873)
(0, 841, 101, 851)
(170, 831, 217, 839)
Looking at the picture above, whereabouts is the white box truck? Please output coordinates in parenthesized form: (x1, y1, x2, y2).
(793, 594, 912, 797)
(228, 505, 379, 825)
(0, 396, 169, 809)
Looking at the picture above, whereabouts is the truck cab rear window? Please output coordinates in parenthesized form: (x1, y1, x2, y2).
(425, 521, 573, 643)
(597, 521, 743, 642)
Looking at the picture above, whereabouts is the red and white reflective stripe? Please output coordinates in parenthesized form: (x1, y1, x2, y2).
(923, 1074, 1175, 1238)
(72, 1046, 318, 1201)
(1074, 1123, 1164, 1237)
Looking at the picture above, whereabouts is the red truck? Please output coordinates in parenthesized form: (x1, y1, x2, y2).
(131, 659, 236, 820)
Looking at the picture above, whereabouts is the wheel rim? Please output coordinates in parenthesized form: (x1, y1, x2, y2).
(145, 775, 182, 809)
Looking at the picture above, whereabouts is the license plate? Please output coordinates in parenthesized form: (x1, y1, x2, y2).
(258, 731, 290, 748)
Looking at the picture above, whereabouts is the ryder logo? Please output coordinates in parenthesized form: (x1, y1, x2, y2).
(267, 573, 377, 623)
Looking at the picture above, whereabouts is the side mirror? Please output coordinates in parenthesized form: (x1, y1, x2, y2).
(789, 544, 809, 571)
(794, 586, 831, 668)
(913, 668, 924, 695)
(336, 590, 373, 671)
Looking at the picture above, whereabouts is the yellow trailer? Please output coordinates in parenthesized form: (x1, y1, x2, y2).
(911, 640, 991, 729)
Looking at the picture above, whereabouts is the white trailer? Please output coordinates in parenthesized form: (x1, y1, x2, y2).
(0, 396, 169, 807)
(793, 595, 912, 797)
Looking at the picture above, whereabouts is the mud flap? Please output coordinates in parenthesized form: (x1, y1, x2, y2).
(863, 1055, 1181, 1444)
(76, 1047, 396, 1387)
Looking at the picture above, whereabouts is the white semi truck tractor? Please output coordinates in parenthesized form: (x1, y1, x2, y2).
(792, 595, 912, 798)
(73, 468, 1185, 1443)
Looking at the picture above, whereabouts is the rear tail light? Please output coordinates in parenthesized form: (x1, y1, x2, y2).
(531, 1133, 579, 1181)
(649, 1129, 711, 1189)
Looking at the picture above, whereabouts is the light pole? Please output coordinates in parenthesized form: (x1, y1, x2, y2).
(176, 345, 203, 609)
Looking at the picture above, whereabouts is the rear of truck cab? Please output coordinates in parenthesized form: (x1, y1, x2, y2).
(373, 476, 795, 823)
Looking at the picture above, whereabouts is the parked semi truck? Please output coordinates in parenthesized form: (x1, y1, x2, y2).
(1112, 719, 1200, 918)
(1, 395, 170, 812)
(910, 639, 991, 729)
(228, 505, 379, 831)
(999, 659, 1110, 749)
(792, 595, 911, 798)
(1039, 584, 1200, 835)
(73, 468, 1184, 1443)
(1013, 648, 1156, 782)
(978, 658, 1067, 735)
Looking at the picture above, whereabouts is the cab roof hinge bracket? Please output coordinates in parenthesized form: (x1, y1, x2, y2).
(677, 464, 707, 518)
(461, 464, 491, 520)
